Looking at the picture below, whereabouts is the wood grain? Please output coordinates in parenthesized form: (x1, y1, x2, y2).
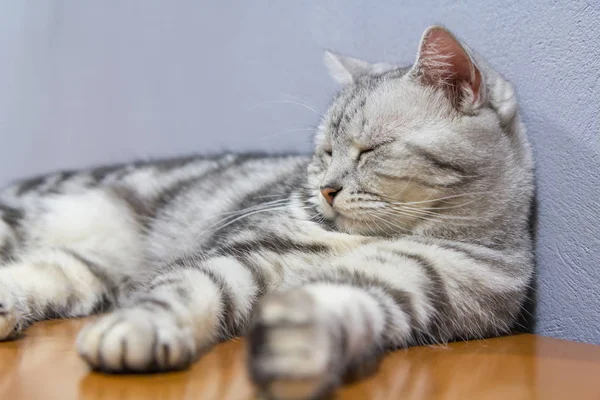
(1, 318, 600, 399)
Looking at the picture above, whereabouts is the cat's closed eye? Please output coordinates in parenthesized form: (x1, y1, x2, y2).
(357, 147, 376, 162)
(358, 148, 375, 157)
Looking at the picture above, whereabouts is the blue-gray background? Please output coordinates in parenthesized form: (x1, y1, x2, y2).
(0, 1, 598, 343)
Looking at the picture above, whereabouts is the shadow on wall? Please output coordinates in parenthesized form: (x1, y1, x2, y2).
(516, 195, 538, 334)
(527, 111, 600, 343)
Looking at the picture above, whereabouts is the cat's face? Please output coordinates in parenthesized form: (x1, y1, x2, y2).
(308, 26, 523, 236)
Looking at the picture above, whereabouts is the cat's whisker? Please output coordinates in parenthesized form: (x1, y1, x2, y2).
(246, 99, 322, 116)
(213, 199, 291, 217)
(386, 191, 494, 206)
(198, 204, 314, 240)
(281, 93, 322, 115)
(369, 212, 412, 234)
(252, 194, 297, 200)
(368, 212, 388, 234)
(354, 196, 479, 215)
(365, 214, 383, 236)
(189, 200, 297, 244)
(259, 127, 316, 141)
(390, 206, 452, 219)
(377, 208, 477, 227)
(398, 200, 479, 211)
(389, 205, 481, 221)
(377, 208, 447, 225)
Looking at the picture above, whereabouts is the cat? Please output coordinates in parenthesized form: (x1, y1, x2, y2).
(0, 26, 533, 400)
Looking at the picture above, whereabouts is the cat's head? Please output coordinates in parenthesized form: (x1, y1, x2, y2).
(307, 26, 533, 238)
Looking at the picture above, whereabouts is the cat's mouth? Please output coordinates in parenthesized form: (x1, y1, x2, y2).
(316, 201, 363, 231)
(315, 191, 394, 235)
(327, 203, 414, 236)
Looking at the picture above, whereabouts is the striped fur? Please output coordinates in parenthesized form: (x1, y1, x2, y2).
(0, 26, 533, 399)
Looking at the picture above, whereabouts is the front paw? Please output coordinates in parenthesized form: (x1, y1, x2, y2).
(76, 308, 197, 373)
(248, 289, 342, 400)
(0, 285, 28, 340)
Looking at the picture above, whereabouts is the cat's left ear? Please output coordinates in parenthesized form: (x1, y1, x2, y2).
(411, 26, 485, 112)
(324, 51, 393, 85)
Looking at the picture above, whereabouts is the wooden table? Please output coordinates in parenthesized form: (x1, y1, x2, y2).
(1, 318, 600, 400)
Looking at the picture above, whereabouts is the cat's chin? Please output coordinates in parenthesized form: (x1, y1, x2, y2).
(330, 213, 385, 236)
(328, 211, 414, 237)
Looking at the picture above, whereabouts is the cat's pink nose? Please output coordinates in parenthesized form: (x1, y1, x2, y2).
(320, 187, 340, 206)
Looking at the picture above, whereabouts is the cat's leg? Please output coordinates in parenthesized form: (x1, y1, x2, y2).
(248, 284, 386, 400)
(248, 239, 531, 399)
(77, 253, 272, 372)
(0, 189, 144, 340)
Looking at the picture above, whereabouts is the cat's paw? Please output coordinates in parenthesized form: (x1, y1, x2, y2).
(248, 289, 342, 400)
(0, 285, 27, 340)
(76, 308, 197, 373)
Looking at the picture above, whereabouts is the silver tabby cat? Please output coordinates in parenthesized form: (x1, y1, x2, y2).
(0, 26, 533, 399)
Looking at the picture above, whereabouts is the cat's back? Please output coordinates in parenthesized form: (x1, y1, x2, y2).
(1, 153, 310, 204)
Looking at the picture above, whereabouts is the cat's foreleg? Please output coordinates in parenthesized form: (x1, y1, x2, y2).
(248, 240, 530, 399)
(77, 254, 266, 372)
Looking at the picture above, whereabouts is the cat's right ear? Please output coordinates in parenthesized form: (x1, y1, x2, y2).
(324, 51, 393, 85)
(411, 26, 485, 112)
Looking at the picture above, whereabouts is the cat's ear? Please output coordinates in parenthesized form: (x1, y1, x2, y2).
(411, 26, 485, 111)
(324, 51, 372, 85)
(324, 51, 393, 85)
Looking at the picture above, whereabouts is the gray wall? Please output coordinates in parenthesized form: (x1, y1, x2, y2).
(1, 1, 599, 343)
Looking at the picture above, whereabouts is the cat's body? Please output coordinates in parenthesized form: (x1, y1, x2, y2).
(0, 27, 533, 400)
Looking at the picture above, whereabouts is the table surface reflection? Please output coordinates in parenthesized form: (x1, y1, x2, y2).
(1, 318, 600, 400)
